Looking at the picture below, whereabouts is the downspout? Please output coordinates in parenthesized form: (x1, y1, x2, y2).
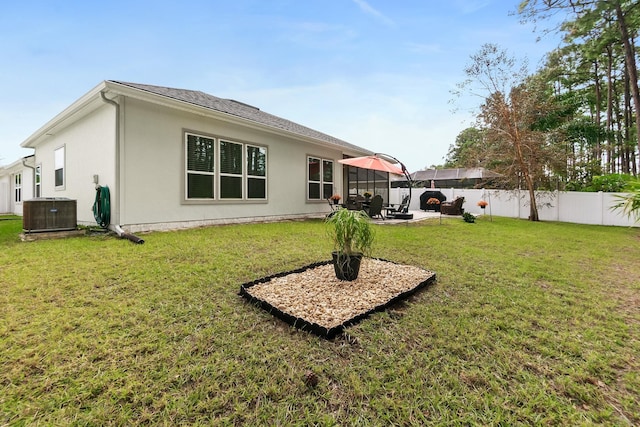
(21, 157, 36, 198)
(100, 90, 121, 231)
(100, 90, 143, 244)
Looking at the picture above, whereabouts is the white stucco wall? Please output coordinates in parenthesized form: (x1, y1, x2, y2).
(34, 104, 116, 225)
(118, 97, 346, 230)
(0, 176, 10, 213)
(0, 159, 35, 215)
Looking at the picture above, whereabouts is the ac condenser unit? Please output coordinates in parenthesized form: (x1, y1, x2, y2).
(23, 198, 77, 233)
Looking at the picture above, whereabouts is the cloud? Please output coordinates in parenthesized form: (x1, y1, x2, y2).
(228, 73, 474, 171)
(351, 0, 395, 27)
(405, 42, 442, 54)
(453, 0, 492, 14)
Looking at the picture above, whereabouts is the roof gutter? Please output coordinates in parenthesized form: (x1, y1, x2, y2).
(21, 157, 36, 197)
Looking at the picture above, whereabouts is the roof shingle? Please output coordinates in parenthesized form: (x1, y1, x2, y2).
(109, 81, 370, 154)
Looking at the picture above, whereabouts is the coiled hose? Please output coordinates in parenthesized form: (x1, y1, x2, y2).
(93, 186, 111, 228)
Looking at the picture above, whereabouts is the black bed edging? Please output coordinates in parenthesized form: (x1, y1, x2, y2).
(238, 258, 437, 339)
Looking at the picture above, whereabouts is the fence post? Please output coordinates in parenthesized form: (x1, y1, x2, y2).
(598, 191, 604, 225)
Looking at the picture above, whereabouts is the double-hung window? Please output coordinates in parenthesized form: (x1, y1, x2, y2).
(246, 145, 267, 198)
(14, 173, 21, 203)
(219, 140, 243, 198)
(307, 157, 334, 200)
(185, 132, 267, 201)
(186, 134, 215, 198)
(35, 165, 41, 198)
(54, 146, 65, 188)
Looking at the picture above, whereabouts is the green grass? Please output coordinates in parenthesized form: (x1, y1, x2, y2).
(1, 216, 639, 425)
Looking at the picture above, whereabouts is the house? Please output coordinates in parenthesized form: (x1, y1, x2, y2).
(18, 81, 372, 232)
(0, 155, 37, 215)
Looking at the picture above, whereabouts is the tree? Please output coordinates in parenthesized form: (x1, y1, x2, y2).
(518, 0, 640, 158)
(455, 44, 569, 221)
(445, 127, 487, 167)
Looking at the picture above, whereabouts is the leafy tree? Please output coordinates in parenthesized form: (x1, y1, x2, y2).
(518, 0, 640, 160)
(445, 127, 487, 167)
(455, 44, 573, 220)
(585, 173, 636, 192)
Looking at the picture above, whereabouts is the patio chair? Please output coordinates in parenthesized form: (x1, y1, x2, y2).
(385, 195, 410, 218)
(440, 197, 465, 215)
(345, 195, 364, 211)
(365, 195, 385, 220)
(326, 198, 341, 218)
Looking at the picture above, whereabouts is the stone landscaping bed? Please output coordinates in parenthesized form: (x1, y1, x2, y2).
(239, 258, 436, 338)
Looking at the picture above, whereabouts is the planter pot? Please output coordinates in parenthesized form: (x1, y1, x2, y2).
(332, 251, 363, 281)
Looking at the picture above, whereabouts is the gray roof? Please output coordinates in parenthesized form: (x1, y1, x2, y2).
(109, 81, 370, 154)
(410, 168, 502, 181)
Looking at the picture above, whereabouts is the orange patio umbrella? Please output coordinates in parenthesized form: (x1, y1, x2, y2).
(338, 155, 404, 175)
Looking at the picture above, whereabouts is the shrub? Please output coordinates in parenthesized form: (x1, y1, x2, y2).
(585, 174, 636, 192)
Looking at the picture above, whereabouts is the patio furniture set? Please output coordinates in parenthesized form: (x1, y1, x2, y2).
(328, 192, 465, 220)
(327, 194, 417, 220)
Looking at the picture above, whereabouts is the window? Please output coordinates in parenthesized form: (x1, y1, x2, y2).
(35, 165, 41, 198)
(308, 157, 334, 200)
(54, 146, 65, 188)
(186, 134, 215, 198)
(14, 174, 21, 203)
(247, 145, 267, 199)
(185, 132, 267, 201)
(220, 140, 243, 199)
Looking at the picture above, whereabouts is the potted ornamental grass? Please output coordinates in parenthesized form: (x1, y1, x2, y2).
(326, 208, 375, 281)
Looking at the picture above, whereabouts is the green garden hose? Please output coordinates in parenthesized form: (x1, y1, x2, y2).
(93, 186, 111, 228)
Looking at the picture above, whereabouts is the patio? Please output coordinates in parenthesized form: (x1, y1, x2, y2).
(323, 208, 442, 224)
(371, 209, 441, 224)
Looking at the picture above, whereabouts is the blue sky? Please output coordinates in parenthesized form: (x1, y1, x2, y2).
(0, 0, 561, 172)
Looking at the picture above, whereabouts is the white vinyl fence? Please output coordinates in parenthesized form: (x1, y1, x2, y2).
(390, 187, 639, 227)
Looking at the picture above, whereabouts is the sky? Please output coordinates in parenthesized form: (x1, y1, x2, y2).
(0, 0, 562, 172)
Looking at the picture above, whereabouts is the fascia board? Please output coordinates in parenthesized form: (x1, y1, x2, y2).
(20, 81, 109, 149)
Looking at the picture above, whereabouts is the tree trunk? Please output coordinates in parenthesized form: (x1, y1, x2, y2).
(623, 71, 632, 173)
(526, 175, 540, 221)
(593, 60, 602, 173)
(512, 126, 540, 221)
(615, 3, 640, 156)
(606, 46, 614, 173)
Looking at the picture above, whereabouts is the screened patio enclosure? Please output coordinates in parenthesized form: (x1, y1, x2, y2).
(344, 166, 391, 203)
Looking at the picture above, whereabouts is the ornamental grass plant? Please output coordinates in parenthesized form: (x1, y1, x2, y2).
(1, 215, 639, 425)
(325, 208, 374, 256)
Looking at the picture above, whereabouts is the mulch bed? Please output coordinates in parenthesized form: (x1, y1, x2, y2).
(239, 258, 436, 339)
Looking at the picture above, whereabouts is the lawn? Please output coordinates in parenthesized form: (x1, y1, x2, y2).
(1, 216, 639, 425)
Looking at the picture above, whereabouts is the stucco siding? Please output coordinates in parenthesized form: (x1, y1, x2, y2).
(119, 98, 344, 229)
(35, 104, 116, 225)
(0, 178, 9, 213)
(0, 160, 35, 216)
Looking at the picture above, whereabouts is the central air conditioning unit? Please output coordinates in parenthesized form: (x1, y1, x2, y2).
(23, 198, 77, 233)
